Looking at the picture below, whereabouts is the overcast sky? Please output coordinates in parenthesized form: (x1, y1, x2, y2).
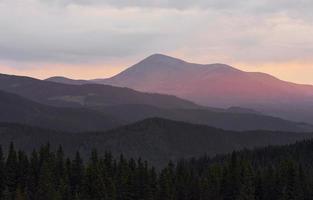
(0, 0, 313, 84)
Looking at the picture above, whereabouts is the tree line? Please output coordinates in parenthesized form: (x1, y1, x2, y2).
(0, 140, 313, 200)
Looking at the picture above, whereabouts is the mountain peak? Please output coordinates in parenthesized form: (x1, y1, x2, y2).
(45, 76, 90, 85)
(45, 76, 70, 81)
(146, 53, 178, 60)
(141, 53, 186, 65)
(141, 54, 239, 72)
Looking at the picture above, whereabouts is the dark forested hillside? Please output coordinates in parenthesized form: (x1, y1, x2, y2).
(0, 138, 313, 199)
(0, 90, 122, 132)
(98, 104, 313, 132)
(91, 118, 313, 166)
(1, 118, 313, 167)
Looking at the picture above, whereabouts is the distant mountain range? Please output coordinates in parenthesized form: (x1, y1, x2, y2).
(46, 76, 90, 85)
(47, 54, 313, 124)
(0, 73, 200, 109)
(1, 118, 313, 167)
(0, 73, 312, 132)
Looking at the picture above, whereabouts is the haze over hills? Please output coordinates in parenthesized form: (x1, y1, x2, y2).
(81, 54, 313, 124)
(1, 118, 313, 167)
(0, 73, 200, 109)
(45, 76, 90, 85)
(98, 104, 313, 132)
(1, 73, 312, 132)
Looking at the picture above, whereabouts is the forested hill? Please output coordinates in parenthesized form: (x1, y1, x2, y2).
(1, 118, 313, 167)
(0, 138, 313, 199)
(0, 90, 121, 132)
(170, 139, 313, 200)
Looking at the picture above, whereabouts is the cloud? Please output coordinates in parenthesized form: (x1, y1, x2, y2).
(0, 0, 313, 83)
(0, 0, 205, 63)
(39, 0, 313, 17)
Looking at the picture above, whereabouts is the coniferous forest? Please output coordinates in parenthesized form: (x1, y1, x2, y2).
(0, 140, 312, 200)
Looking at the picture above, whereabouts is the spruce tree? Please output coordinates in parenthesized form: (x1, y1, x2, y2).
(36, 160, 58, 200)
(238, 161, 255, 200)
(82, 150, 107, 200)
(0, 146, 5, 200)
(6, 143, 18, 199)
(70, 152, 84, 197)
(26, 150, 39, 200)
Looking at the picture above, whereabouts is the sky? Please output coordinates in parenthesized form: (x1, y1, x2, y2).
(0, 0, 313, 84)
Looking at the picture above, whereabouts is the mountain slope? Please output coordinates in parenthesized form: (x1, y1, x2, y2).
(1, 118, 313, 167)
(94, 54, 313, 124)
(0, 90, 121, 131)
(0, 73, 200, 109)
(97, 104, 313, 132)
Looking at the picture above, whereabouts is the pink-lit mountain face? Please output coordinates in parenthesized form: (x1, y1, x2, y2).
(94, 54, 313, 124)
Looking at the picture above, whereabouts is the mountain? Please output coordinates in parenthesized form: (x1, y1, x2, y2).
(45, 76, 90, 85)
(0, 73, 200, 109)
(0, 90, 121, 131)
(1, 118, 313, 167)
(94, 54, 313, 124)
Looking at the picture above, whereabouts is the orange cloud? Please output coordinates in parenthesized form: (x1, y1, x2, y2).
(234, 61, 313, 85)
(1, 57, 313, 85)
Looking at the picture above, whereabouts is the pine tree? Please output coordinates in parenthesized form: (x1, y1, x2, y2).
(16, 151, 28, 193)
(206, 165, 222, 200)
(157, 165, 174, 200)
(14, 185, 26, 200)
(199, 178, 210, 200)
(238, 161, 255, 200)
(55, 146, 65, 187)
(282, 161, 298, 200)
(26, 150, 39, 200)
(36, 160, 58, 200)
(0, 146, 5, 200)
(6, 143, 18, 199)
(116, 155, 131, 200)
(146, 167, 157, 200)
(221, 152, 241, 200)
(82, 149, 107, 200)
(70, 152, 84, 198)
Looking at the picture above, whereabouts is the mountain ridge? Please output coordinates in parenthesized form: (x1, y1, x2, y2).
(44, 54, 313, 124)
(0, 72, 201, 109)
(0, 89, 122, 131)
(2, 72, 313, 132)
